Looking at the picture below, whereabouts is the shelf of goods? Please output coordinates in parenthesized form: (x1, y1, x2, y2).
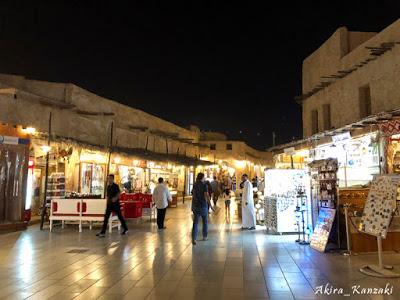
(47, 173, 65, 200)
(309, 159, 341, 251)
(339, 188, 400, 253)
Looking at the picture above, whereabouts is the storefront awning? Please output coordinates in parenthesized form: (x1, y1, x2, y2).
(112, 146, 214, 167)
(269, 108, 400, 154)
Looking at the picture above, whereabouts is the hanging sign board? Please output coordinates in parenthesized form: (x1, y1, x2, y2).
(284, 147, 296, 155)
(332, 132, 351, 144)
(0, 135, 21, 145)
(310, 208, 336, 252)
(359, 175, 400, 238)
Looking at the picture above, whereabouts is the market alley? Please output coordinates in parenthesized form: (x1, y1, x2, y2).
(0, 202, 399, 300)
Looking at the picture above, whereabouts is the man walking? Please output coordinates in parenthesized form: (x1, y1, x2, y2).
(210, 176, 220, 206)
(96, 174, 128, 237)
(191, 172, 211, 245)
(241, 174, 256, 230)
(152, 177, 172, 230)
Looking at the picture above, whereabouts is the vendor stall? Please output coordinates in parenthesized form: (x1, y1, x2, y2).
(312, 132, 380, 188)
(78, 150, 107, 198)
(264, 169, 311, 234)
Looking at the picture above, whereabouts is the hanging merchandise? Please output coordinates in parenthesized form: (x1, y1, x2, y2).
(264, 169, 311, 234)
(0, 143, 29, 224)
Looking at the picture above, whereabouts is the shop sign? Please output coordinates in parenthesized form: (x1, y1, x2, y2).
(284, 147, 295, 155)
(332, 132, 351, 144)
(0, 135, 19, 145)
(80, 150, 108, 164)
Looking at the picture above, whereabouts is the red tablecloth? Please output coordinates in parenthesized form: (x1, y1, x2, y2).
(121, 201, 142, 218)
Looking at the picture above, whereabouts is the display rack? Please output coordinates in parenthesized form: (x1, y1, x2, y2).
(309, 158, 340, 249)
(359, 175, 400, 278)
(47, 172, 66, 202)
(295, 187, 310, 245)
(264, 169, 311, 234)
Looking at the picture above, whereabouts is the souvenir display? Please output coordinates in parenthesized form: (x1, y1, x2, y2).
(47, 173, 66, 200)
(0, 144, 29, 224)
(359, 175, 400, 238)
(309, 158, 339, 228)
(264, 169, 311, 233)
(81, 163, 105, 198)
(310, 208, 336, 252)
(264, 196, 277, 232)
(295, 187, 310, 245)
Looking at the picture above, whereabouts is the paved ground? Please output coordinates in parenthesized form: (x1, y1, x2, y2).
(0, 201, 400, 300)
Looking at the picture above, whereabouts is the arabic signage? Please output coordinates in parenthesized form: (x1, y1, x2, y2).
(331, 132, 351, 144)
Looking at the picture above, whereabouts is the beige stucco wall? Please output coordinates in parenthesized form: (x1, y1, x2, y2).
(303, 27, 348, 92)
(0, 74, 270, 164)
(301, 18, 400, 137)
(200, 140, 273, 166)
(0, 75, 199, 156)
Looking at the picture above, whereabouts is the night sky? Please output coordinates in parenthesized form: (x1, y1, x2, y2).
(0, 1, 399, 150)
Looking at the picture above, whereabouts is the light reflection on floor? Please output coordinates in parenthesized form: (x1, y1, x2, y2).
(0, 201, 399, 299)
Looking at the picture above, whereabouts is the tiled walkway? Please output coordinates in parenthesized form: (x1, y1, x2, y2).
(0, 202, 400, 300)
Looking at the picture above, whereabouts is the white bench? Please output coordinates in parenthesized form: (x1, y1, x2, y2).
(50, 198, 120, 233)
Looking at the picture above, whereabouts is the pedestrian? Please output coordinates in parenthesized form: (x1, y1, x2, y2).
(96, 174, 128, 237)
(241, 174, 256, 230)
(191, 172, 212, 245)
(222, 189, 231, 219)
(152, 177, 172, 230)
(210, 176, 220, 206)
(258, 178, 265, 195)
(205, 180, 213, 213)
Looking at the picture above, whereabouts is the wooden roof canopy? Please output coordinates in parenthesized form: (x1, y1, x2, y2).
(75, 109, 115, 116)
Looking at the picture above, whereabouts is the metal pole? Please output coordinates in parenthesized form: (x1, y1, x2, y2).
(377, 133, 381, 174)
(183, 167, 186, 204)
(105, 121, 114, 197)
(343, 204, 351, 256)
(40, 112, 52, 230)
(377, 235, 383, 269)
(344, 147, 348, 188)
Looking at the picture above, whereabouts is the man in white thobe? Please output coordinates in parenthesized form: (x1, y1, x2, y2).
(241, 174, 256, 230)
(152, 177, 172, 230)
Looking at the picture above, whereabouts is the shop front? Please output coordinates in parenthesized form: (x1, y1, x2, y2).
(273, 148, 311, 170)
(109, 155, 148, 193)
(77, 149, 107, 198)
(28, 140, 108, 218)
(380, 119, 400, 174)
(267, 131, 382, 251)
(196, 162, 236, 192)
(0, 124, 30, 230)
(311, 132, 380, 188)
(307, 132, 381, 251)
